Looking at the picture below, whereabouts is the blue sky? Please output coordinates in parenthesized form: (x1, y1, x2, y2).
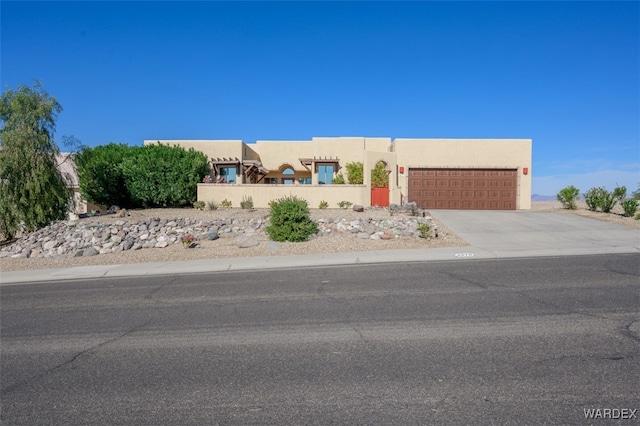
(2, 1, 638, 196)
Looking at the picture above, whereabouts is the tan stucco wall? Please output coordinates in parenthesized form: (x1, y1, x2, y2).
(149, 137, 532, 210)
(393, 138, 532, 209)
(198, 184, 369, 209)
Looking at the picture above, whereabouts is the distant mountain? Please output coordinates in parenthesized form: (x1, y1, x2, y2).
(531, 194, 556, 201)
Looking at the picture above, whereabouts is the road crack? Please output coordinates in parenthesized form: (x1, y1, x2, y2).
(1, 318, 151, 396)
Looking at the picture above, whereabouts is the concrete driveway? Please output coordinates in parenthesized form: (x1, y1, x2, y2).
(430, 210, 640, 258)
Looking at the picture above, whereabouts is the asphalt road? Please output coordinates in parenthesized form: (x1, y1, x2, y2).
(2, 254, 639, 425)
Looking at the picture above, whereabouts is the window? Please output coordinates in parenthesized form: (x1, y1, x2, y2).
(264, 177, 277, 184)
(219, 166, 237, 184)
(281, 167, 295, 185)
(298, 177, 311, 185)
(317, 164, 334, 184)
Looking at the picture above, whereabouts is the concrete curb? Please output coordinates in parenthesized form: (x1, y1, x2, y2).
(2, 244, 638, 285)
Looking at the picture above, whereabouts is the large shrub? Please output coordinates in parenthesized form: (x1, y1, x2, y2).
(121, 143, 209, 208)
(75, 143, 132, 207)
(266, 195, 318, 242)
(556, 185, 580, 210)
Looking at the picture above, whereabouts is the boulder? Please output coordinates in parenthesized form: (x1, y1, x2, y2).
(237, 236, 260, 248)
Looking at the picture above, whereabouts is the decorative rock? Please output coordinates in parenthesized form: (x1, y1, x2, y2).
(83, 247, 99, 257)
(123, 239, 135, 250)
(353, 205, 364, 212)
(237, 236, 260, 248)
(0, 210, 441, 260)
(43, 240, 60, 250)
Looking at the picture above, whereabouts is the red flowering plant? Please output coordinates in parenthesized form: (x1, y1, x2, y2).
(181, 234, 195, 248)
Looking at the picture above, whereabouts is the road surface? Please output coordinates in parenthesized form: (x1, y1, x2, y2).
(2, 254, 639, 424)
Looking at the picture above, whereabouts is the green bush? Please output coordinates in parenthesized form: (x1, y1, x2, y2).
(337, 200, 353, 209)
(583, 187, 603, 211)
(266, 196, 318, 242)
(221, 199, 232, 208)
(121, 143, 209, 208)
(193, 200, 205, 210)
(417, 223, 431, 239)
(371, 161, 389, 188)
(556, 185, 580, 210)
(318, 200, 329, 209)
(240, 195, 254, 209)
(207, 201, 219, 210)
(622, 199, 639, 217)
(600, 188, 618, 213)
(332, 173, 346, 184)
(75, 143, 132, 208)
(345, 162, 364, 184)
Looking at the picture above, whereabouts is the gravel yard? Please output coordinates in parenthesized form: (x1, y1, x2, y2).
(1, 201, 637, 274)
(0, 207, 466, 272)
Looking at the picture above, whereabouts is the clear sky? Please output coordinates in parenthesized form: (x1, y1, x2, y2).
(2, 1, 638, 196)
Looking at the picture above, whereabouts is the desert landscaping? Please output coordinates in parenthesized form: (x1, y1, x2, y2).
(1, 201, 637, 274)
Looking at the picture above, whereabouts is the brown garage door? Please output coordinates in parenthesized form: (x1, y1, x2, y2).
(408, 168, 517, 210)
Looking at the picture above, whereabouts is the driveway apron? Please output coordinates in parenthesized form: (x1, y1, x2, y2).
(429, 210, 640, 258)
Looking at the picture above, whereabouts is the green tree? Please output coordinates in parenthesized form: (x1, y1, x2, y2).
(345, 162, 364, 184)
(75, 143, 132, 207)
(371, 161, 389, 188)
(0, 83, 71, 240)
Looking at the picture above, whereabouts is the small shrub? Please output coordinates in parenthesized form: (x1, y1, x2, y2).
(240, 195, 254, 209)
(337, 200, 353, 209)
(207, 200, 218, 210)
(556, 185, 580, 210)
(266, 196, 318, 242)
(622, 199, 639, 217)
(332, 173, 346, 184)
(318, 200, 329, 209)
(636, 212, 640, 220)
(417, 223, 431, 239)
(583, 187, 603, 211)
(221, 199, 232, 208)
(193, 200, 205, 210)
(600, 189, 617, 213)
(181, 234, 195, 248)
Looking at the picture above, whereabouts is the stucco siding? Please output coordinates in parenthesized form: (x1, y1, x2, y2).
(198, 184, 369, 210)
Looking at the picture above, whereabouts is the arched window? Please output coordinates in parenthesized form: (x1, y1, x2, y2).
(281, 167, 295, 185)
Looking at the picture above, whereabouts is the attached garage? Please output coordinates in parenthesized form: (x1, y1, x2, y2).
(408, 168, 518, 210)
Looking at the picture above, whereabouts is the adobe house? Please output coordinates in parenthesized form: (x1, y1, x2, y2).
(144, 137, 532, 210)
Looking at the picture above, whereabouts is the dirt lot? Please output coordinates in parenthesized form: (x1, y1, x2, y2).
(530, 200, 640, 230)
